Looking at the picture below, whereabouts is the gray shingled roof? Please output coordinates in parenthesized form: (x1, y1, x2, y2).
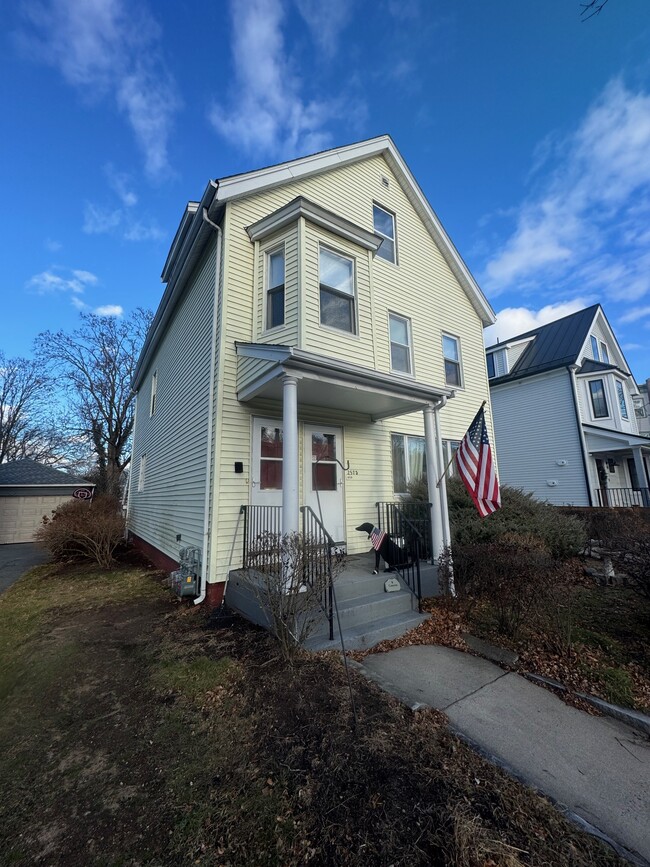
(487, 304, 601, 385)
(0, 459, 92, 487)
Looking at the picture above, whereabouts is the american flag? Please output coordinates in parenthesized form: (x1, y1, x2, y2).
(455, 406, 501, 518)
(370, 526, 386, 551)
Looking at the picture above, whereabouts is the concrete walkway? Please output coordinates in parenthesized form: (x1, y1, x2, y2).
(360, 645, 650, 864)
(0, 543, 50, 593)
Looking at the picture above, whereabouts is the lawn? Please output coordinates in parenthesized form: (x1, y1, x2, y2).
(0, 559, 626, 866)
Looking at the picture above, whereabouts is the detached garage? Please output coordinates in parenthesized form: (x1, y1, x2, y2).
(0, 460, 94, 545)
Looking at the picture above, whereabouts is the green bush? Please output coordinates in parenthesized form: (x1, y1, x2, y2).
(36, 495, 126, 569)
(444, 476, 587, 560)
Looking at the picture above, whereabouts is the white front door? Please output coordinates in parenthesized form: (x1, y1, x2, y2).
(251, 418, 284, 511)
(303, 425, 345, 543)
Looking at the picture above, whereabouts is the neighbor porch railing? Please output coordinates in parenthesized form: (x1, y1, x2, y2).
(375, 501, 426, 610)
(239, 504, 336, 640)
(593, 487, 650, 508)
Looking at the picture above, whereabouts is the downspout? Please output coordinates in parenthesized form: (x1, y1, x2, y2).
(568, 364, 594, 507)
(194, 205, 222, 605)
(123, 389, 139, 535)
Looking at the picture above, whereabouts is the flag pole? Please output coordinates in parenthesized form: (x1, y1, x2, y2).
(435, 400, 486, 488)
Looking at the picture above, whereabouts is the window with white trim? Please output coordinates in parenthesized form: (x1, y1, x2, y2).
(442, 439, 461, 477)
(600, 342, 610, 364)
(266, 247, 285, 330)
(373, 203, 396, 263)
(319, 246, 356, 333)
(590, 335, 599, 361)
(388, 313, 412, 374)
(616, 380, 629, 420)
(589, 379, 608, 418)
(137, 454, 147, 492)
(442, 334, 462, 387)
(391, 434, 426, 493)
(486, 348, 507, 378)
(150, 371, 157, 416)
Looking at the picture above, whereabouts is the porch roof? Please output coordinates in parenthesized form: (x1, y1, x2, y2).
(235, 343, 454, 420)
(584, 424, 650, 454)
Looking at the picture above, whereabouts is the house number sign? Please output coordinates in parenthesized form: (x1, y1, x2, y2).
(346, 468, 359, 477)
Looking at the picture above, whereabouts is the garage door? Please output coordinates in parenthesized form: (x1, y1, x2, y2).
(0, 495, 72, 544)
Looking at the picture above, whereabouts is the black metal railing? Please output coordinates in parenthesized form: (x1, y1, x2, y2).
(593, 487, 650, 508)
(375, 502, 425, 610)
(376, 501, 433, 561)
(301, 506, 337, 641)
(240, 504, 282, 573)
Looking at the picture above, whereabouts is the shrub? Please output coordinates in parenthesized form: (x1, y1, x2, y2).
(36, 495, 125, 569)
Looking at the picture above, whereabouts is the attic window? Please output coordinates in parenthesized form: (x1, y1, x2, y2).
(381, 176, 389, 188)
(600, 342, 610, 364)
(590, 335, 599, 361)
(486, 348, 507, 379)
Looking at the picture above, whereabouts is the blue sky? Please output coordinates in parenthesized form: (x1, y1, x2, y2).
(2, 0, 650, 381)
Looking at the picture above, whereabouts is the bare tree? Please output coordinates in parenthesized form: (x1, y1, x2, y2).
(0, 352, 59, 464)
(36, 309, 152, 497)
(580, 0, 610, 20)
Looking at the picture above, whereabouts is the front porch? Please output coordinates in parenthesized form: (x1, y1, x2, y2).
(585, 424, 650, 508)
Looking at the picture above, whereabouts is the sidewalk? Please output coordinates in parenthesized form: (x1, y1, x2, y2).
(359, 645, 650, 864)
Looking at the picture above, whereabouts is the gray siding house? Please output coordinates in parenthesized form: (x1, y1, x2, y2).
(487, 305, 650, 508)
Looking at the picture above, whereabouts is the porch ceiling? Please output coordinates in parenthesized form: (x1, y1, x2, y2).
(235, 343, 454, 421)
(584, 424, 650, 454)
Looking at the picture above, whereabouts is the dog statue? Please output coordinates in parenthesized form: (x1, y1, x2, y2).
(355, 522, 409, 574)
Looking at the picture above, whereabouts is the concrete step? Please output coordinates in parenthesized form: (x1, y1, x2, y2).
(308, 589, 417, 637)
(304, 609, 429, 652)
(334, 573, 390, 601)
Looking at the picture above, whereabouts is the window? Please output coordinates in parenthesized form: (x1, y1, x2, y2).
(389, 313, 412, 374)
(442, 439, 461, 477)
(442, 334, 462, 387)
(486, 348, 507, 379)
(266, 248, 285, 329)
(260, 426, 283, 489)
(589, 379, 609, 418)
(137, 454, 146, 492)
(319, 247, 355, 333)
(634, 398, 646, 418)
(600, 342, 610, 364)
(590, 335, 600, 361)
(627, 458, 640, 490)
(373, 204, 396, 263)
(391, 434, 426, 493)
(616, 380, 629, 420)
(311, 433, 337, 491)
(150, 371, 157, 416)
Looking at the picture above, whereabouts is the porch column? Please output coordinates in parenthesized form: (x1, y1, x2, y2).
(282, 375, 300, 536)
(632, 447, 650, 507)
(423, 404, 445, 563)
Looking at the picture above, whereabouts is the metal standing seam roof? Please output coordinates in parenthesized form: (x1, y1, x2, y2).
(487, 304, 602, 385)
(0, 459, 93, 487)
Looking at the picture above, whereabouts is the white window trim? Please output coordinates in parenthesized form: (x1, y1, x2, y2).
(486, 347, 508, 379)
(263, 242, 286, 333)
(388, 311, 414, 377)
(137, 454, 147, 492)
(600, 341, 610, 364)
(318, 243, 357, 336)
(616, 379, 629, 420)
(372, 202, 397, 265)
(149, 371, 157, 417)
(590, 335, 600, 362)
(588, 378, 610, 421)
(391, 432, 426, 494)
(442, 439, 461, 477)
(442, 332, 464, 389)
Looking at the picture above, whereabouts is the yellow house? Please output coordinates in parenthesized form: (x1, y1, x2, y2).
(127, 135, 496, 643)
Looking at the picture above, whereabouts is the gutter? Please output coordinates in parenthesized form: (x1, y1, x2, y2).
(568, 365, 594, 507)
(194, 204, 222, 606)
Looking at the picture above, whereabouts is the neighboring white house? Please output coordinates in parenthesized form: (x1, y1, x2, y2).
(126, 135, 496, 620)
(487, 305, 650, 508)
(636, 378, 650, 438)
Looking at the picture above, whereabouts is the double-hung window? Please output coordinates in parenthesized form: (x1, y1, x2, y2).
(442, 334, 462, 387)
(373, 204, 396, 263)
(616, 380, 629, 420)
(389, 313, 412, 374)
(266, 248, 285, 330)
(391, 434, 426, 493)
(319, 247, 355, 333)
(589, 379, 609, 419)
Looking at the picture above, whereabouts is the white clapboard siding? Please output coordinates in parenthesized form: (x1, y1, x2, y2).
(490, 369, 590, 506)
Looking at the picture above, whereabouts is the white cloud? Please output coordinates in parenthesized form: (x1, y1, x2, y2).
(105, 163, 137, 207)
(18, 0, 179, 177)
(93, 304, 123, 316)
(483, 79, 650, 305)
(26, 268, 98, 296)
(208, 0, 336, 157)
(622, 343, 644, 351)
(295, 0, 352, 55)
(483, 300, 590, 347)
(123, 221, 165, 242)
(619, 305, 650, 324)
(83, 200, 164, 242)
(45, 238, 62, 252)
(83, 202, 122, 235)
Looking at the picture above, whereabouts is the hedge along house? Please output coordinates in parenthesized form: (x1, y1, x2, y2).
(127, 136, 496, 627)
(0, 459, 94, 544)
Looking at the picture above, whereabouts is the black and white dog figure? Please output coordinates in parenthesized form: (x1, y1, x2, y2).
(355, 522, 409, 574)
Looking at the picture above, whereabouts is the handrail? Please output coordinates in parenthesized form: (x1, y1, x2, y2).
(300, 505, 338, 547)
(375, 501, 424, 610)
(300, 505, 336, 640)
(593, 487, 650, 508)
(378, 502, 425, 541)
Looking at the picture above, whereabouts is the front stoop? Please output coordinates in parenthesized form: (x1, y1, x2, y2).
(302, 554, 429, 652)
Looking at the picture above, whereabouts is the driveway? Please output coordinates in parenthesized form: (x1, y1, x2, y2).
(0, 543, 50, 593)
(359, 645, 650, 865)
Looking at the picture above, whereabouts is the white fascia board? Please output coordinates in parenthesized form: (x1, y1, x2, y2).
(593, 307, 633, 375)
(235, 342, 292, 361)
(161, 201, 200, 283)
(246, 197, 383, 252)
